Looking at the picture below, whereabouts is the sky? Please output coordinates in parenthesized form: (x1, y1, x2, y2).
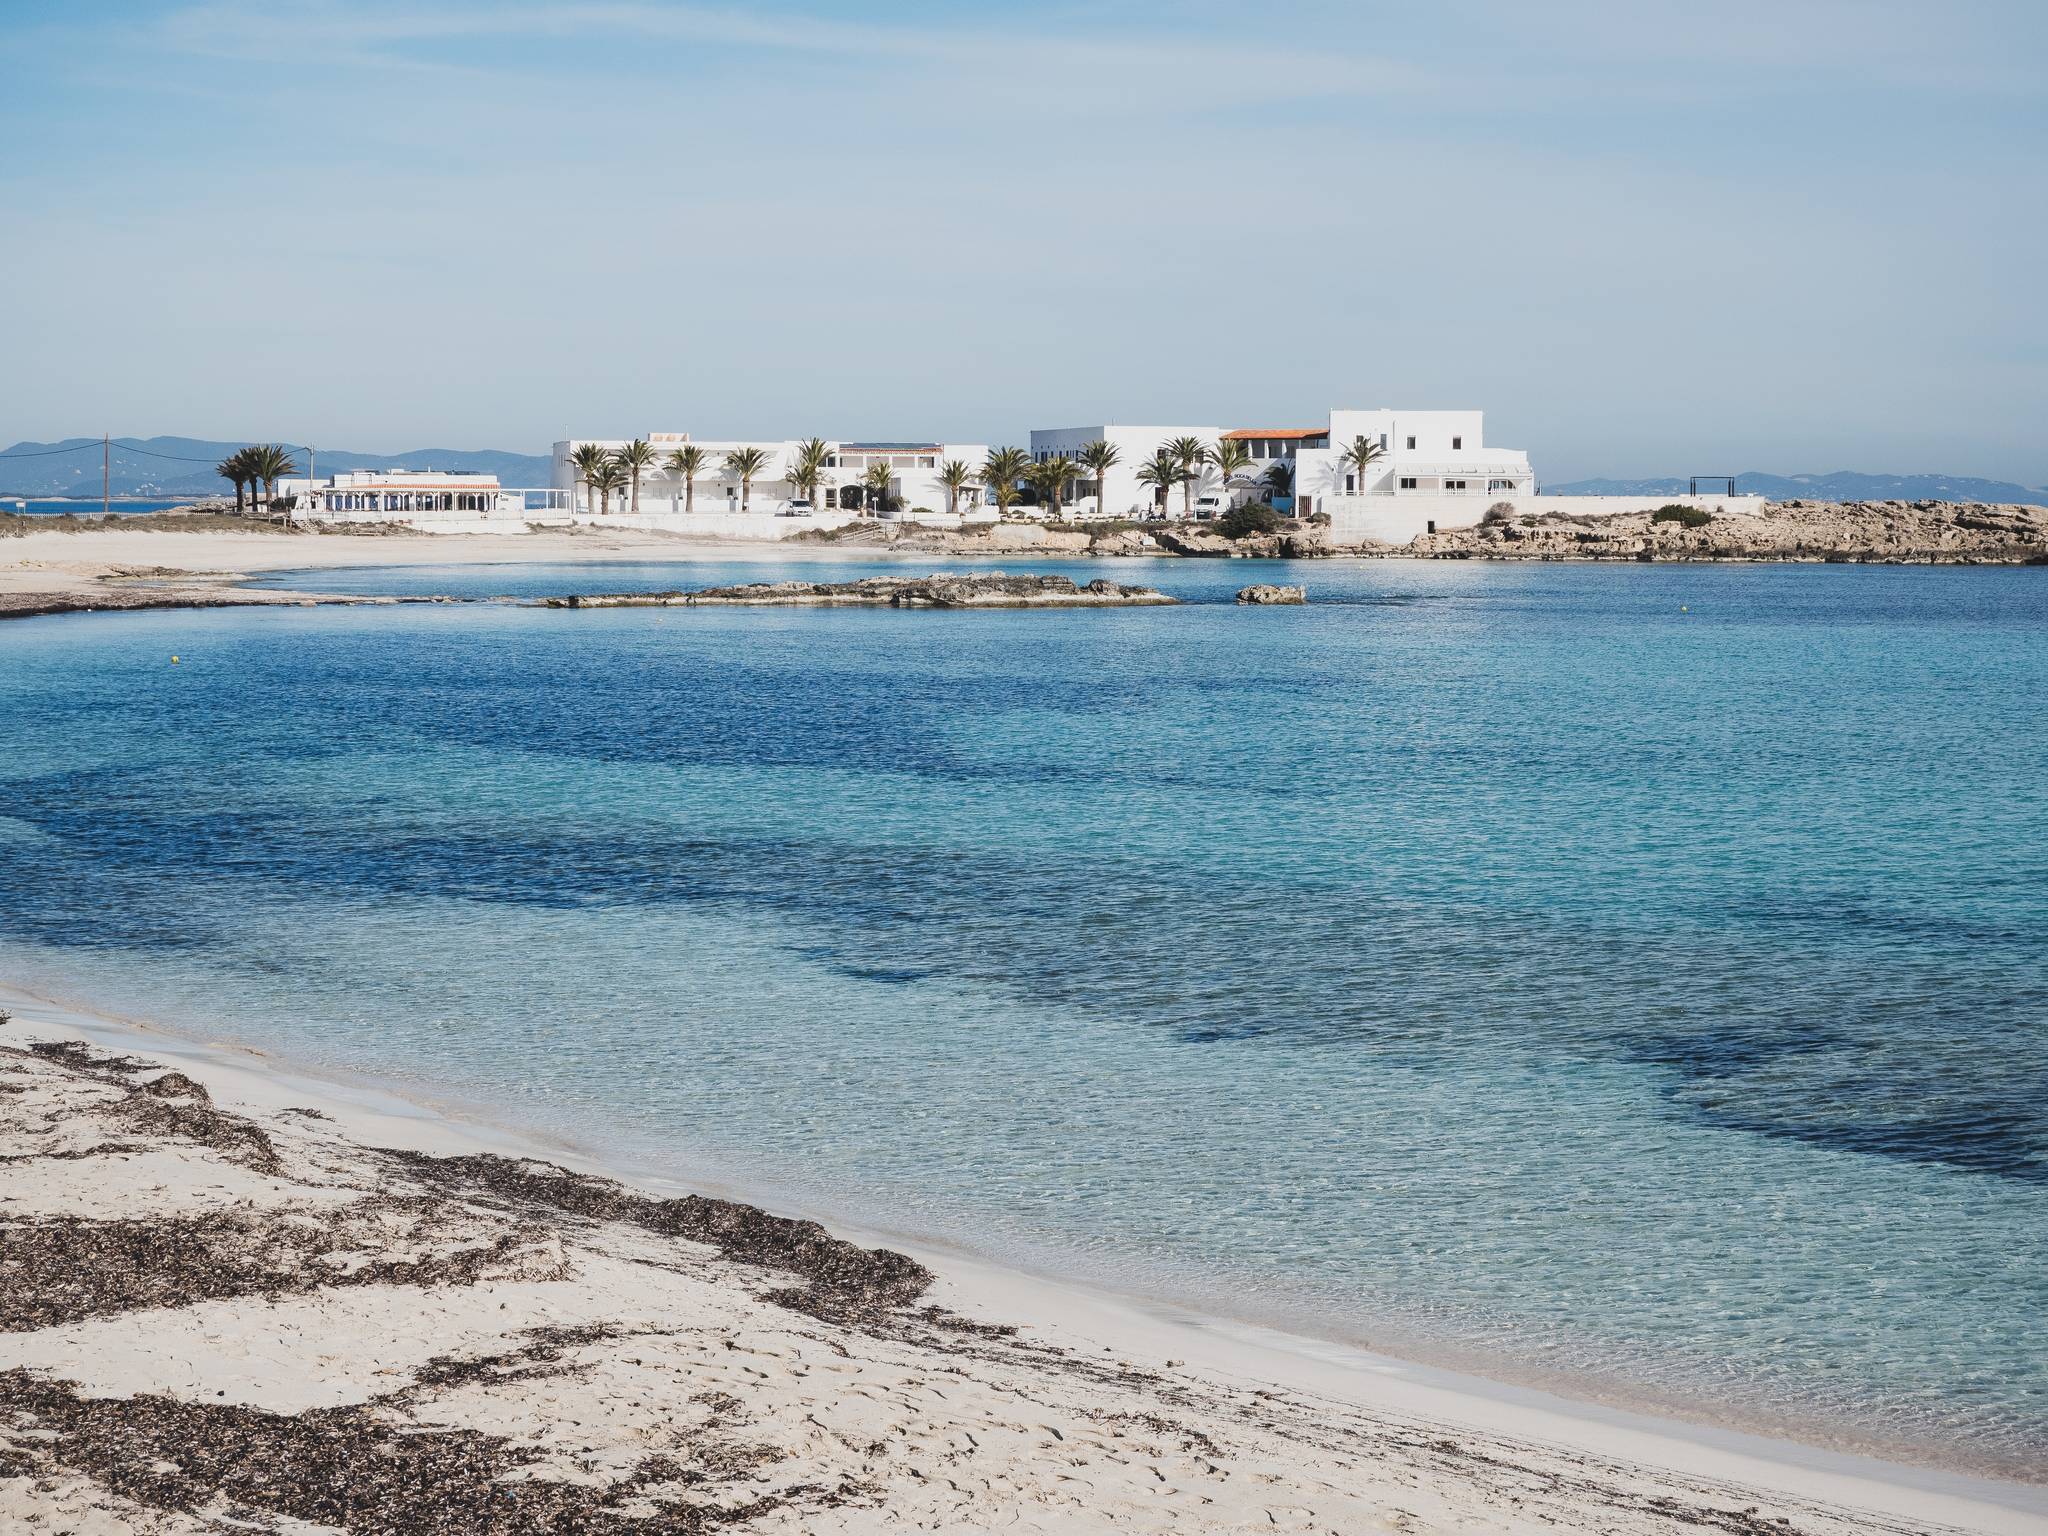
(1, 0, 2044, 482)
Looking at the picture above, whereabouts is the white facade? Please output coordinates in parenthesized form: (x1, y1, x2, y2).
(1031, 408, 1769, 539)
(277, 469, 561, 524)
(1029, 411, 1537, 522)
(1026, 425, 1229, 519)
(550, 435, 993, 522)
(1293, 410, 1532, 516)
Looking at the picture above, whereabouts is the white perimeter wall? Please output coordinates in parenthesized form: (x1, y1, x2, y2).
(1325, 493, 1772, 546)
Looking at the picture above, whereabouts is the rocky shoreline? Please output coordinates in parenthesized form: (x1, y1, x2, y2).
(0, 575, 447, 623)
(1404, 500, 2048, 564)
(544, 574, 1177, 609)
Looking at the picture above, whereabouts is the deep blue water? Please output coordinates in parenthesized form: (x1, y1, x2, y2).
(4, 499, 204, 516)
(3, 556, 2044, 1474)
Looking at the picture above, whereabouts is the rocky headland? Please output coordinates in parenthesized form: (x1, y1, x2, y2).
(1405, 500, 2048, 564)
(544, 574, 1177, 609)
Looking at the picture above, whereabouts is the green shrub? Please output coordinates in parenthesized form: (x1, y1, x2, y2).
(1651, 504, 1712, 528)
(1219, 502, 1283, 539)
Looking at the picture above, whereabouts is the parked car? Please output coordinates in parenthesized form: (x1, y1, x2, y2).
(777, 499, 814, 518)
(1193, 493, 1229, 521)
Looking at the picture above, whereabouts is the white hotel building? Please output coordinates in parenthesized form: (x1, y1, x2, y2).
(1030, 410, 1536, 525)
(550, 434, 992, 522)
(1032, 409, 1755, 542)
(292, 413, 1755, 540)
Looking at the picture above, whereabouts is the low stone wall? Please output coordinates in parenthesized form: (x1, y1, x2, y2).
(1326, 493, 1770, 547)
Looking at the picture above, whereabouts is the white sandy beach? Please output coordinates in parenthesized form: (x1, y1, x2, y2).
(2, 980, 2040, 1535)
(0, 524, 1075, 606)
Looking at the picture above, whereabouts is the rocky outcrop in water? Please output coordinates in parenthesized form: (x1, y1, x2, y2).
(546, 574, 1177, 609)
(1236, 584, 1306, 605)
(1403, 501, 2048, 564)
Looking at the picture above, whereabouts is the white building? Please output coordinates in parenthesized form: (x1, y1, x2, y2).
(1294, 409, 1533, 520)
(550, 435, 993, 523)
(275, 469, 562, 524)
(1025, 425, 1229, 519)
(1028, 413, 1532, 522)
(1032, 409, 1759, 539)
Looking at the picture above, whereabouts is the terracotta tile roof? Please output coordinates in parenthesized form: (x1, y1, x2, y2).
(1221, 428, 1325, 441)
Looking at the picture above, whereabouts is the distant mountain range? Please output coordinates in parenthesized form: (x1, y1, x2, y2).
(1545, 470, 2048, 507)
(0, 437, 552, 498)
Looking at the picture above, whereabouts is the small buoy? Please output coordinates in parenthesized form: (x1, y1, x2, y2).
(170, 655, 180, 663)
(1680, 606, 1688, 613)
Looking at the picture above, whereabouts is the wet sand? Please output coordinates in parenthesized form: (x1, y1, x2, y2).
(2, 983, 2040, 1535)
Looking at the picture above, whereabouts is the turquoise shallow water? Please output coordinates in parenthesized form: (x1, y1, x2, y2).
(3, 557, 2045, 1474)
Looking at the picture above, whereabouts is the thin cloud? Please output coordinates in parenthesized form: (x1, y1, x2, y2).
(155, 0, 1424, 107)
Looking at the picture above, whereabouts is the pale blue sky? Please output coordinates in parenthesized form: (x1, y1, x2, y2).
(2, 0, 2044, 480)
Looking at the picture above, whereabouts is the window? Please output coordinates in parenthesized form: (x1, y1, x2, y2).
(1378, 434, 1387, 450)
(1445, 479, 1467, 491)
(1452, 436, 1463, 450)
(1345, 474, 1355, 493)
(1405, 436, 1416, 450)
(1489, 478, 1516, 492)
(1399, 476, 1417, 490)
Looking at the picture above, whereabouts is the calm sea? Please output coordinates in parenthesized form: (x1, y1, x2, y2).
(2, 556, 2043, 1475)
(5, 499, 203, 515)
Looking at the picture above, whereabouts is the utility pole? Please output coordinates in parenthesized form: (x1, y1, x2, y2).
(103, 432, 109, 518)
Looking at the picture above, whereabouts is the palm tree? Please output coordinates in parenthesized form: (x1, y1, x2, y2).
(664, 444, 706, 514)
(791, 437, 830, 511)
(592, 458, 628, 516)
(1023, 460, 1056, 514)
(216, 449, 253, 513)
(1029, 456, 1077, 521)
(981, 447, 1030, 518)
(1077, 439, 1119, 518)
(1205, 439, 1251, 509)
(615, 438, 657, 515)
(1338, 434, 1385, 497)
(569, 443, 611, 515)
(862, 460, 893, 516)
(723, 446, 769, 512)
(252, 444, 298, 526)
(1165, 435, 1205, 520)
(1134, 448, 1180, 517)
(937, 459, 977, 519)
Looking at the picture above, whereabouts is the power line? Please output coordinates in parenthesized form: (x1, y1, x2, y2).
(0, 441, 104, 459)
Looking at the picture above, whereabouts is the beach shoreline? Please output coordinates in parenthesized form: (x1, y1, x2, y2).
(4, 503, 2044, 622)
(3, 976, 2040, 1535)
